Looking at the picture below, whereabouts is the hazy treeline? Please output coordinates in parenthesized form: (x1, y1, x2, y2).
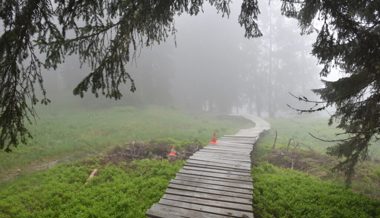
(43, 1, 321, 117)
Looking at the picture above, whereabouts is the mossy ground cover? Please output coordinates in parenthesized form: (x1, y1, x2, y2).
(252, 116, 380, 217)
(0, 159, 183, 218)
(253, 163, 380, 218)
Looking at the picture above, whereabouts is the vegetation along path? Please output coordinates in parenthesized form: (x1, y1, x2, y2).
(146, 114, 270, 218)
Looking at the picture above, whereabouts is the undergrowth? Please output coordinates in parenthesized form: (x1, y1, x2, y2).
(0, 159, 183, 218)
(253, 163, 380, 218)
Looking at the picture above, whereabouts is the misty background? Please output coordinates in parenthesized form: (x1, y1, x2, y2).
(42, 1, 324, 117)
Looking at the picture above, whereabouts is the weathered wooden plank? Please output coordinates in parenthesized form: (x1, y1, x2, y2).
(203, 147, 251, 153)
(208, 142, 253, 147)
(168, 183, 252, 199)
(219, 136, 256, 140)
(164, 188, 252, 205)
(223, 135, 258, 138)
(188, 157, 251, 166)
(185, 163, 251, 174)
(218, 139, 255, 143)
(183, 166, 251, 176)
(179, 169, 252, 182)
(216, 141, 255, 146)
(159, 199, 254, 218)
(190, 155, 251, 163)
(186, 159, 251, 171)
(191, 154, 251, 162)
(196, 149, 251, 156)
(175, 174, 253, 188)
(215, 140, 254, 144)
(147, 204, 227, 218)
(170, 179, 252, 195)
(206, 144, 254, 149)
(185, 161, 251, 171)
(163, 194, 252, 212)
(193, 151, 251, 157)
(187, 158, 251, 168)
(203, 147, 252, 153)
(195, 150, 251, 158)
(199, 150, 250, 156)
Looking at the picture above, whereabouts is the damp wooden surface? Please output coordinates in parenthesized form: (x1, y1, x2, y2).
(146, 114, 270, 218)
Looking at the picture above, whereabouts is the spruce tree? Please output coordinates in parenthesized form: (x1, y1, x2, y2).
(281, 0, 380, 184)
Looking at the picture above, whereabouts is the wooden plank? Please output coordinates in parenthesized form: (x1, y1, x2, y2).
(205, 147, 252, 152)
(219, 136, 256, 140)
(191, 156, 250, 163)
(147, 204, 227, 218)
(159, 199, 254, 218)
(185, 163, 251, 174)
(179, 169, 252, 182)
(195, 150, 251, 158)
(191, 154, 251, 163)
(183, 166, 251, 176)
(216, 138, 255, 145)
(164, 188, 252, 205)
(223, 135, 257, 138)
(194, 151, 250, 158)
(186, 159, 251, 171)
(207, 142, 253, 147)
(209, 142, 254, 148)
(195, 150, 251, 157)
(185, 161, 251, 172)
(203, 147, 252, 153)
(168, 183, 252, 199)
(170, 179, 252, 195)
(163, 194, 252, 211)
(216, 139, 254, 143)
(175, 174, 253, 188)
(188, 156, 251, 166)
(187, 158, 251, 168)
(203, 147, 251, 153)
(211, 143, 254, 149)
(216, 140, 255, 145)
(192, 150, 251, 158)
(199, 149, 250, 156)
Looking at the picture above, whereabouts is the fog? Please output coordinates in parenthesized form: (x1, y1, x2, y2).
(43, 0, 323, 117)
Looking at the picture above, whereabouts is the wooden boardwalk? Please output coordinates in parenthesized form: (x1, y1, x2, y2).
(146, 115, 270, 218)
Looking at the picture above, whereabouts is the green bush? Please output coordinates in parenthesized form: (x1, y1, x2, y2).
(253, 163, 380, 218)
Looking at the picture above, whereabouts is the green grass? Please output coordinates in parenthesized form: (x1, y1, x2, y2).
(0, 106, 251, 182)
(253, 163, 380, 218)
(261, 116, 380, 158)
(0, 159, 183, 218)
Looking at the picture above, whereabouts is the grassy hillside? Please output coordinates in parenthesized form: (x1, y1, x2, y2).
(0, 106, 251, 182)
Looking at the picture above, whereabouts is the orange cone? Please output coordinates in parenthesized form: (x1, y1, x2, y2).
(168, 146, 177, 157)
(210, 132, 217, 144)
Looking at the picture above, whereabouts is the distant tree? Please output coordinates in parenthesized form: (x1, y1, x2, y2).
(282, 0, 380, 185)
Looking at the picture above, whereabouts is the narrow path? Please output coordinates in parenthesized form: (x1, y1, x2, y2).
(146, 114, 270, 218)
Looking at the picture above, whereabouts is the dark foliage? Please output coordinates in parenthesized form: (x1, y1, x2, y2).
(282, 0, 380, 185)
